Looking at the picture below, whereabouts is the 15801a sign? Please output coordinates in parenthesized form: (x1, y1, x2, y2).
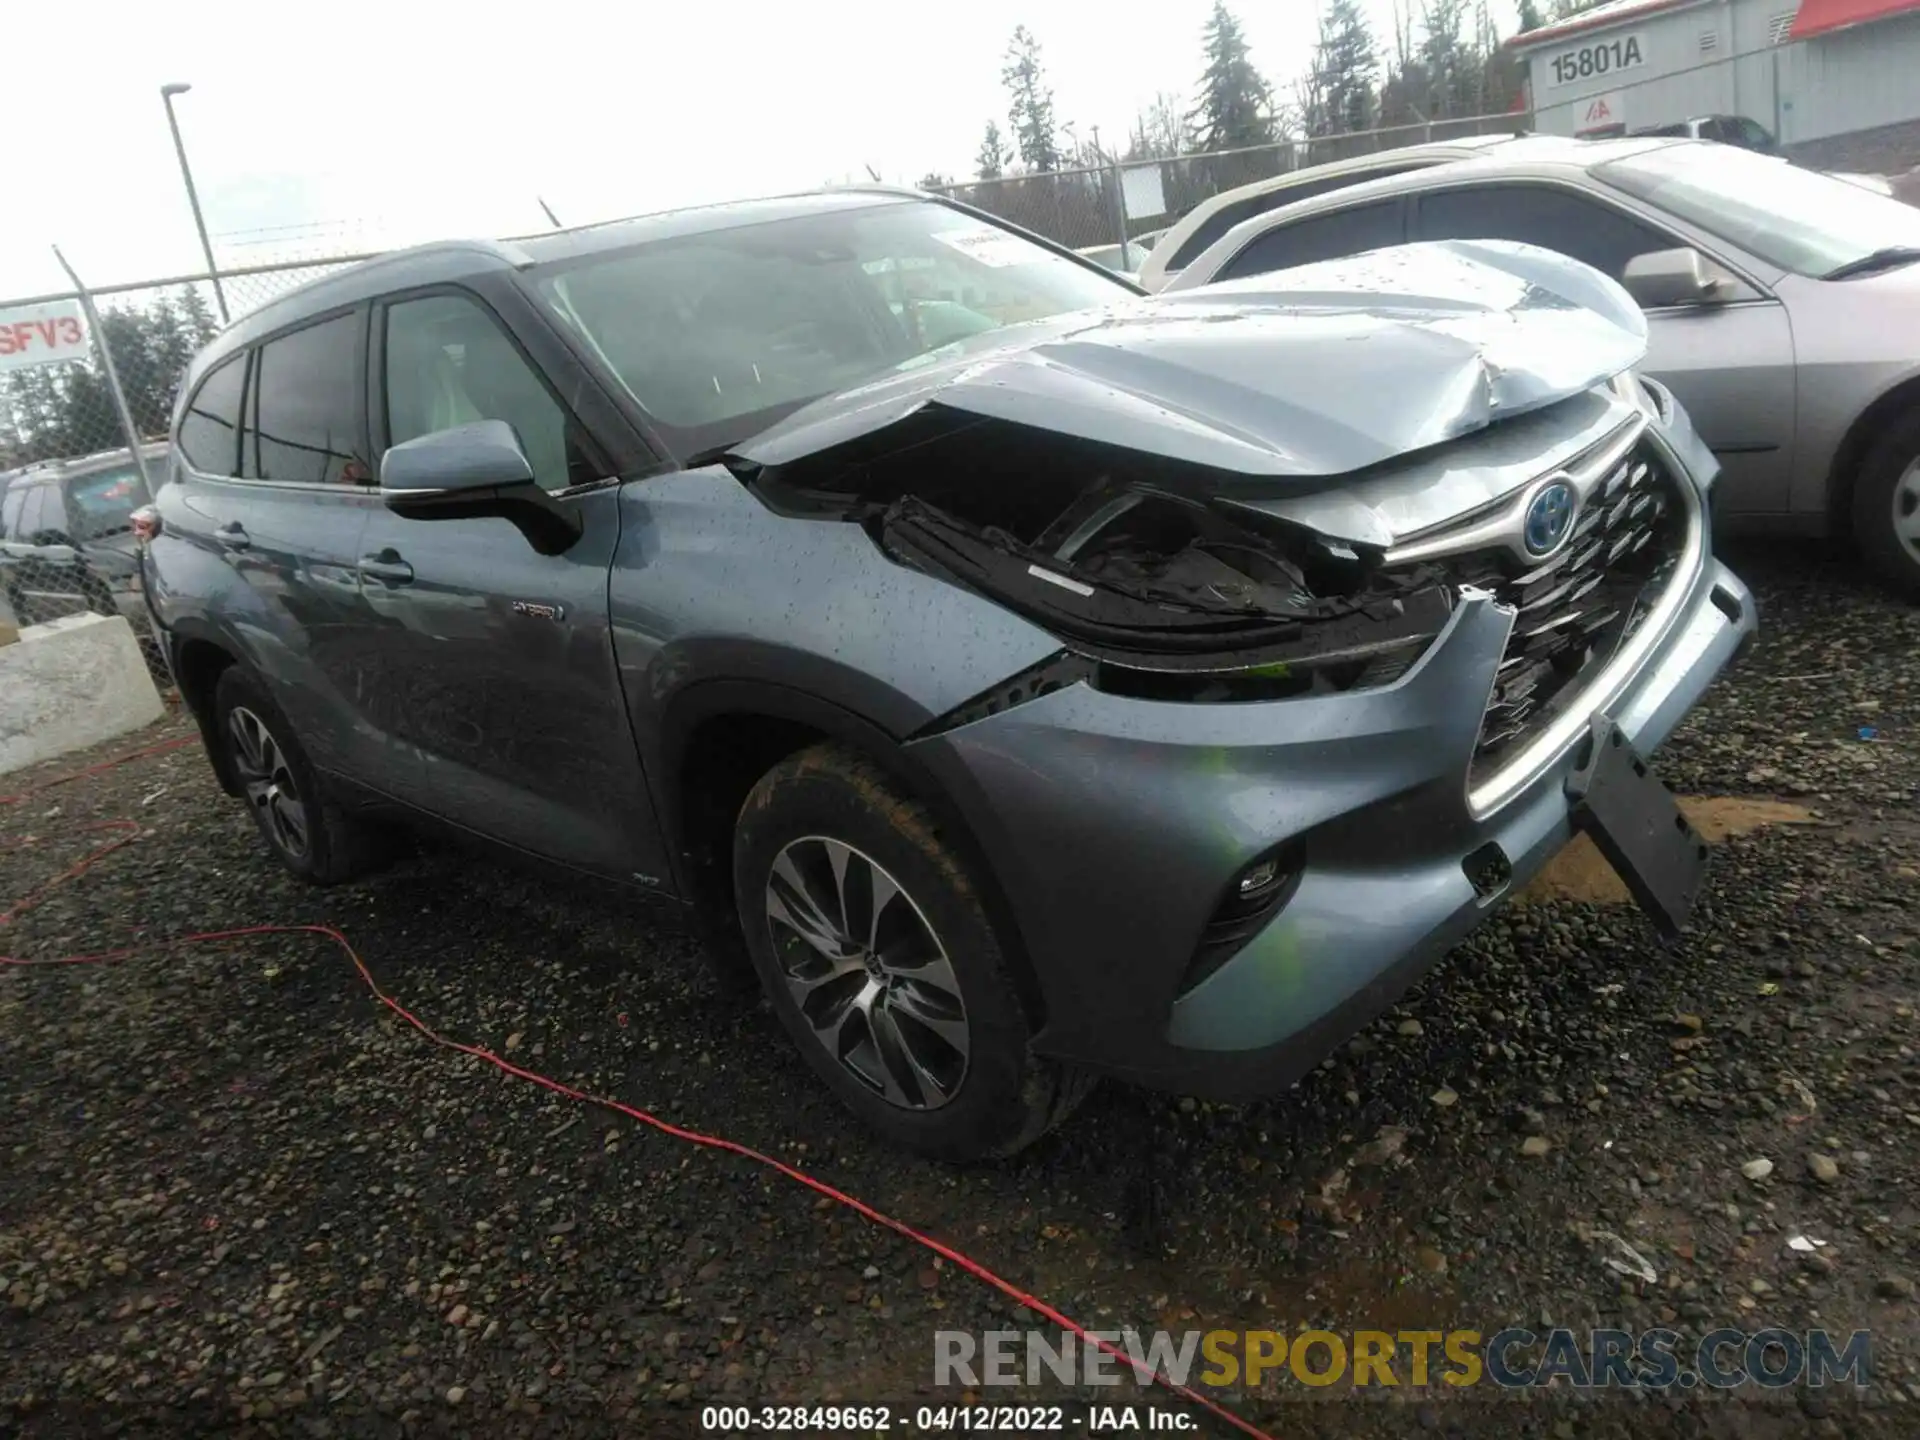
(1545, 31, 1646, 88)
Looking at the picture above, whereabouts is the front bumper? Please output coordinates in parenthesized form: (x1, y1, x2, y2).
(907, 429, 1756, 1100)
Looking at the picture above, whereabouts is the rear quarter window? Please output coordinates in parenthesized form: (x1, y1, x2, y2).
(178, 352, 247, 476)
(1216, 200, 1407, 281)
(1167, 163, 1434, 272)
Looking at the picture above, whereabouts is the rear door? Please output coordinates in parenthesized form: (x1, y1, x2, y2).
(232, 307, 397, 784)
(1411, 181, 1798, 516)
(355, 285, 662, 878)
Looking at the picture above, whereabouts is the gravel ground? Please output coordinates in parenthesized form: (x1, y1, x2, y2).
(2, 539, 1917, 1439)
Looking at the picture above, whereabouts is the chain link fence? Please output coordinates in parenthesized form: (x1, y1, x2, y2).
(935, 112, 1533, 253)
(0, 257, 371, 685)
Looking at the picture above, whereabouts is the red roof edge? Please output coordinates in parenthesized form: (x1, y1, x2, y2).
(1791, 0, 1920, 40)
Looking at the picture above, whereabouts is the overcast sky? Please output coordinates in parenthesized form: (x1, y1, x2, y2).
(2, 0, 1518, 298)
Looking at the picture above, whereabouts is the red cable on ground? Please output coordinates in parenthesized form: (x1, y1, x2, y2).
(0, 743, 1278, 1440)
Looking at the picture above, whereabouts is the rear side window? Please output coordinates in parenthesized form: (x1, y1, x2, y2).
(177, 353, 246, 475)
(1415, 184, 1673, 280)
(0, 482, 25, 539)
(245, 312, 369, 485)
(1216, 200, 1406, 281)
(1167, 163, 1430, 271)
(7, 486, 45, 539)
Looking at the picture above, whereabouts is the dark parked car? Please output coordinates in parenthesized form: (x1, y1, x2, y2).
(0, 445, 162, 627)
(142, 192, 1754, 1158)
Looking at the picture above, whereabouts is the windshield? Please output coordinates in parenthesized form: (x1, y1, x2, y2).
(530, 198, 1129, 457)
(67, 462, 150, 539)
(1596, 142, 1920, 277)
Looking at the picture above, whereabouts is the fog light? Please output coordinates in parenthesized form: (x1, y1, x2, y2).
(1237, 857, 1281, 897)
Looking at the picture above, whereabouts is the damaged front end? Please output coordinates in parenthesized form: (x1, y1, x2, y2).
(739, 410, 1459, 715)
(723, 239, 1659, 724)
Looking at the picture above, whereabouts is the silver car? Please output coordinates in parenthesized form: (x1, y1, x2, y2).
(1161, 136, 1920, 596)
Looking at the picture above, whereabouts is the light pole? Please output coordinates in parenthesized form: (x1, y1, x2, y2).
(159, 82, 229, 323)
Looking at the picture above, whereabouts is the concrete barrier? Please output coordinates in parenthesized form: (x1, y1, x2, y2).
(0, 613, 165, 775)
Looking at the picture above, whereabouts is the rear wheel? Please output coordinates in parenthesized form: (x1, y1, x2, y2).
(732, 743, 1091, 1161)
(213, 666, 392, 884)
(1851, 408, 1920, 600)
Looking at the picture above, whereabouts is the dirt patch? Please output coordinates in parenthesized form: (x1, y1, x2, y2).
(1518, 796, 1820, 906)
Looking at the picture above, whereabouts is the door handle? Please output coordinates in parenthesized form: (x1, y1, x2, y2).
(214, 522, 250, 551)
(359, 549, 414, 586)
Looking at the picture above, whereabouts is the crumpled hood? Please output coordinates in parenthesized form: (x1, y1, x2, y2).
(730, 239, 1648, 481)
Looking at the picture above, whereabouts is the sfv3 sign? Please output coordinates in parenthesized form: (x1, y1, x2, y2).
(0, 300, 89, 373)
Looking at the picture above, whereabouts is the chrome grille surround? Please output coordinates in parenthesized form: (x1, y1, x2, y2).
(1381, 414, 1706, 817)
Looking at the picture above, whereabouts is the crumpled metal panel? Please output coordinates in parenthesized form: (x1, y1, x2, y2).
(730, 239, 1648, 483)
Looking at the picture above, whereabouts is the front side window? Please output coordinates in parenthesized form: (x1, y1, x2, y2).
(1597, 142, 1920, 276)
(1416, 184, 1671, 280)
(528, 198, 1128, 458)
(384, 293, 596, 492)
(246, 312, 369, 485)
(178, 352, 246, 476)
(1216, 200, 1405, 282)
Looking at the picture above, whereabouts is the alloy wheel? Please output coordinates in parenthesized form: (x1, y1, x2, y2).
(227, 706, 310, 860)
(1895, 456, 1920, 568)
(763, 836, 970, 1110)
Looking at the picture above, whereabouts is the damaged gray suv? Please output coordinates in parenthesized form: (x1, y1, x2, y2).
(142, 192, 1756, 1159)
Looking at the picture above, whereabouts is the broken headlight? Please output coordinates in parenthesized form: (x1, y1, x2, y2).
(883, 489, 1455, 709)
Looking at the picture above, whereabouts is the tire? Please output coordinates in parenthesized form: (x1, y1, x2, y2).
(1850, 407, 1920, 600)
(212, 666, 393, 885)
(733, 743, 1092, 1161)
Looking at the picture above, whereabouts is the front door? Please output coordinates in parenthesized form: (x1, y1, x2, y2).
(358, 287, 666, 881)
(1642, 301, 1797, 516)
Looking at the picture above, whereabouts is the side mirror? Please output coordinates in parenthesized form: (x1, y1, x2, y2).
(380, 419, 536, 496)
(379, 420, 580, 554)
(1622, 248, 1726, 309)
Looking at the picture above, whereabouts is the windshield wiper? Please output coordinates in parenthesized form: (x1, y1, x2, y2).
(1823, 246, 1920, 281)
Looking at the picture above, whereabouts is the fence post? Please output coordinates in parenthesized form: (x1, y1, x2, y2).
(1107, 156, 1129, 256)
(50, 247, 154, 496)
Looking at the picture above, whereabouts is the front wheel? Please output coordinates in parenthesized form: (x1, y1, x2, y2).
(732, 743, 1091, 1161)
(213, 666, 392, 884)
(1851, 408, 1920, 600)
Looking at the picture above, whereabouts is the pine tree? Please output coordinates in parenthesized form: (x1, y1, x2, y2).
(976, 121, 1010, 181)
(1001, 26, 1061, 172)
(1517, 0, 1546, 32)
(1420, 0, 1470, 119)
(1307, 0, 1380, 136)
(1189, 2, 1274, 152)
(178, 285, 220, 350)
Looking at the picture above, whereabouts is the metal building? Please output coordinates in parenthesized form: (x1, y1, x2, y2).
(1513, 0, 1920, 160)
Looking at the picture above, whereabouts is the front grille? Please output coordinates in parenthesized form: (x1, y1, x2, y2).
(1410, 439, 1689, 788)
